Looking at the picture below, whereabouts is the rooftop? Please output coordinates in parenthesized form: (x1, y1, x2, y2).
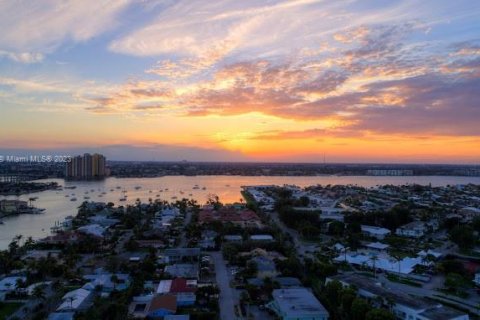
(270, 288, 329, 317)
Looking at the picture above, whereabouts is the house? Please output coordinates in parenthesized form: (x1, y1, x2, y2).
(224, 235, 243, 242)
(56, 288, 92, 311)
(474, 273, 480, 286)
(460, 207, 480, 221)
(22, 249, 61, 261)
(250, 256, 279, 279)
(327, 274, 469, 320)
(148, 294, 177, 319)
(247, 277, 302, 288)
(334, 251, 422, 274)
(164, 264, 199, 279)
(267, 288, 329, 320)
(396, 221, 429, 238)
(157, 278, 197, 306)
(0, 199, 28, 213)
(250, 234, 274, 242)
(199, 230, 218, 250)
(364, 242, 389, 252)
(164, 315, 190, 320)
(0, 276, 26, 301)
(47, 312, 75, 320)
(198, 207, 262, 227)
(361, 225, 391, 239)
(82, 273, 130, 293)
(76, 224, 106, 238)
(129, 294, 177, 319)
(164, 248, 200, 264)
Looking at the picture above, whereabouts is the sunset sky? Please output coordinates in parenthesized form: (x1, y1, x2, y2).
(0, 0, 479, 163)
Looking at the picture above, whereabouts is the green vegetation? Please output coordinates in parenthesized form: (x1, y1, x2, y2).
(0, 302, 23, 320)
(318, 280, 396, 320)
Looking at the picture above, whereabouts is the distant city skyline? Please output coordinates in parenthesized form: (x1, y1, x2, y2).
(1, 1, 479, 163)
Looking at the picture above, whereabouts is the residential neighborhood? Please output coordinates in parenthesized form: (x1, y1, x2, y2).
(1, 183, 480, 319)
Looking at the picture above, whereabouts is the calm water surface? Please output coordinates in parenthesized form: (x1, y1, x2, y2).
(1, 175, 479, 249)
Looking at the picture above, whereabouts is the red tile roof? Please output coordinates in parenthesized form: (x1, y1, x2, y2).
(198, 208, 260, 224)
(170, 278, 196, 293)
(149, 294, 177, 313)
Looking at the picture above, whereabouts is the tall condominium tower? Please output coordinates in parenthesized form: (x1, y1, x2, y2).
(65, 153, 107, 179)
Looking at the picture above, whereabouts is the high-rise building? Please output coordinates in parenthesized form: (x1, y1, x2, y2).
(65, 153, 107, 180)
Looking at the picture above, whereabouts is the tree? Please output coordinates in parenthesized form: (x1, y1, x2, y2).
(370, 255, 379, 278)
(449, 225, 475, 249)
(32, 285, 45, 300)
(328, 221, 345, 237)
(445, 273, 469, 292)
(222, 244, 239, 261)
(366, 308, 396, 320)
(351, 297, 371, 320)
(110, 275, 119, 291)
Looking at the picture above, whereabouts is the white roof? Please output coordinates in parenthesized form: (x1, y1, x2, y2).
(365, 242, 389, 250)
(334, 252, 421, 274)
(77, 224, 105, 237)
(361, 225, 391, 235)
(250, 235, 274, 240)
(0, 276, 26, 291)
(57, 288, 91, 311)
(418, 250, 442, 258)
(157, 280, 172, 294)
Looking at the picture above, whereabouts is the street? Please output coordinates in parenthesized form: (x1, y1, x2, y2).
(211, 251, 239, 320)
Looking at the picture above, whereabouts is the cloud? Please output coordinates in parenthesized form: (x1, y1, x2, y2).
(0, 50, 44, 63)
(0, 0, 132, 57)
(84, 23, 480, 139)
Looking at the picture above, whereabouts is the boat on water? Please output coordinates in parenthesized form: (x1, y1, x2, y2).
(116, 186, 121, 189)
(64, 186, 77, 189)
(84, 196, 90, 200)
(0, 221, 4, 225)
(65, 195, 70, 197)
(202, 187, 207, 190)
(119, 197, 126, 201)
(171, 196, 177, 199)
(193, 185, 200, 190)
(28, 208, 45, 214)
(135, 186, 142, 190)
(70, 198, 77, 201)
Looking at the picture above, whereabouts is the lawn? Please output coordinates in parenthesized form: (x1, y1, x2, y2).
(0, 302, 23, 320)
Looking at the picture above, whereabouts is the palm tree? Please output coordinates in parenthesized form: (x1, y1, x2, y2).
(32, 285, 45, 300)
(370, 255, 379, 278)
(391, 253, 402, 274)
(111, 274, 119, 291)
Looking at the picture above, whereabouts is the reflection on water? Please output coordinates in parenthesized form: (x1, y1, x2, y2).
(1, 175, 479, 249)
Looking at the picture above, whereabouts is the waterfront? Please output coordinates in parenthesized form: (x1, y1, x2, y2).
(1, 175, 480, 249)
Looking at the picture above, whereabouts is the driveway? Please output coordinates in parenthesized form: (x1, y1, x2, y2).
(211, 251, 238, 320)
